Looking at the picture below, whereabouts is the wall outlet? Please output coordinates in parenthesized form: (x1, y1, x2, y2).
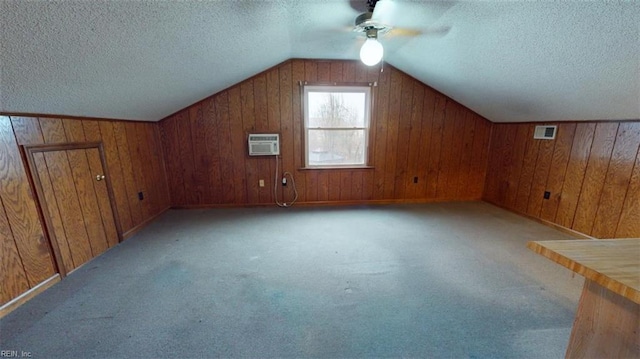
(259, 179, 265, 187)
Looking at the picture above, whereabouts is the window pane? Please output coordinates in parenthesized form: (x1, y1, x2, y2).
(307, 129, 366, 166)
(308, 92, 366, 128)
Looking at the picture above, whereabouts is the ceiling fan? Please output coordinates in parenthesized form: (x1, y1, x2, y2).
(351, 0, 451, 66)
(352, 0, 389, 66)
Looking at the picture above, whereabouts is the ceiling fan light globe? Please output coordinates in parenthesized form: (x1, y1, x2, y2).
(360, 38, 383, 66)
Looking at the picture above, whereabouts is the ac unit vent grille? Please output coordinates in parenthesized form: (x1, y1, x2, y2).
(251, 143, 274, 154)
(534, 125, 557, 140)
(250, 136, 278, 142)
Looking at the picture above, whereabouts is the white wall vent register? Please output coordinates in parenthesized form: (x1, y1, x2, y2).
(248, 134, 280, 156)
(533, 125, 557, 140)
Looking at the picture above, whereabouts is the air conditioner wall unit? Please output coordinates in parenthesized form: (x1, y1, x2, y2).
(248, 133, 280, 156)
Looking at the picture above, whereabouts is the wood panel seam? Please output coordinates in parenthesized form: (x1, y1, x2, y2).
(588, 125, 620, 235)
(0, 195, 30, 289)
(615, 143, 640, 236)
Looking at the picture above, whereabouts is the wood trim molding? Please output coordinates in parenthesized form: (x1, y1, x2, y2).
(23, 141, 103, 152)
(299, 81, 377, 87)
(489, 119, 640, 125)
(483, 199, 595, 239)
(299, 78, 306, 168)
(23, 147, 68, 277)
(297, 166, 375, 171)
(170, 197, 484, 209)
(0, 274, 60, 319)
(0, 112, 152, 123)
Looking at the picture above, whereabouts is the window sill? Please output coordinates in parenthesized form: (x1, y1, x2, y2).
(298, 166, 375, 171)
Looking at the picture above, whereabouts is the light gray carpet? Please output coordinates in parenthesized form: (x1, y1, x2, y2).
(0, 202, 584, 358)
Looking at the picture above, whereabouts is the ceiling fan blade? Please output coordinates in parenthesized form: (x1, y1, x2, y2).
(385, 25, 451, 39)
(348, 0, 370, 13)
(386, 28, 422, 37)
(371, 0, 397, 26)
(423, 25, 451, 37)
(373, 1, 456, 30)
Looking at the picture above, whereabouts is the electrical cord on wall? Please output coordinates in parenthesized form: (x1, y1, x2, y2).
(274, 155, 298, 207)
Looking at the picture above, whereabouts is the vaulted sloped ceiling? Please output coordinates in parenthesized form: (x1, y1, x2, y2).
(1, 0, 638, 123)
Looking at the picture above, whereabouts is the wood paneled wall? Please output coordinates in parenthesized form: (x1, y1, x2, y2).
(0, 116, 56, 306)
(1, 115, 170, 306)
(484, 121, 640, 238)
(10, 116, 170, 235)
(160, 60, 492, 206)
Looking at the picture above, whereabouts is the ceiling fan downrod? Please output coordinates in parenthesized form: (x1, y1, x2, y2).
(366, 28, 378, 40)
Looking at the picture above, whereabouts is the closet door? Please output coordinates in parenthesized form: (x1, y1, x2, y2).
(26, 143, 120, 275)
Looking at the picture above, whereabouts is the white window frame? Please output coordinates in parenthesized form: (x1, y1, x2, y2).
(303, 85, 372, 168)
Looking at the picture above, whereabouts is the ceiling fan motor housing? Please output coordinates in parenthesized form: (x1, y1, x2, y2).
(354, 12, 390, 38)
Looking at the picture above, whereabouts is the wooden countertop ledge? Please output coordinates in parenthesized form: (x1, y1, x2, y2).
(527, 238, 640, 304)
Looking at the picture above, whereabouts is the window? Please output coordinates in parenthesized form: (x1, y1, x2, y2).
(303, 85, 371, 168)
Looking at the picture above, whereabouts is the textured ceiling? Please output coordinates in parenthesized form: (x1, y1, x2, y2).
(1, 0, 639, 123)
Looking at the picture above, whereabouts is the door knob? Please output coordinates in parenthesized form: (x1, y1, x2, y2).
(96, 175, 105, 181)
